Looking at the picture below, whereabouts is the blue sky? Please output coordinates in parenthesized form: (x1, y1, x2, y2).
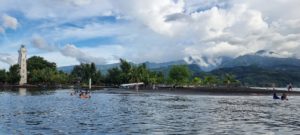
(0, 0, 300, 69)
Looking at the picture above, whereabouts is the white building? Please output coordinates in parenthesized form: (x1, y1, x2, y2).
(18, 45, 27, 85)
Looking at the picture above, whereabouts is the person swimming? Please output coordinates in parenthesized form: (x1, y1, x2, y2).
(79, 91, 91, 99)
(281, 93, 288, 100)
(288, 83, 293, 91)
(272, 86, 280, 100)
(273, 93, 280, 99)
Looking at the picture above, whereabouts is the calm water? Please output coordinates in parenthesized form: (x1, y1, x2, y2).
(0, 89, 299, 135)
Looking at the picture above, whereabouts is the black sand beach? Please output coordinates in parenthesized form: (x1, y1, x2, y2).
(101, 87, 300, 96)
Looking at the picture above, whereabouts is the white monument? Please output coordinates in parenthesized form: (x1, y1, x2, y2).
(18, 45, 27, 85)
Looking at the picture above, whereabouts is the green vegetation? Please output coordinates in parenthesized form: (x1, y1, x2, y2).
(148, 71, 164, 86)
(1, 56, 242, 88)
(222, 73, 240, 87)
(29, 68, 69, 85)
(27, 56, 68, 85)
(27, 56, 56, 71)
(203, 75, 219, 87)
(103, 59, 164, 86)
(0, 56, 68, 86)
(99, 59, 239, 88)
(0, 69, 7, 84)
(6, 64, 21, 84)
(2, 55, 299, 88)
(211, 65, 300, 87)
(105, 67, 122, 86)
(70, 63, 102, 85)
(192, 77, 202, 87)
(168, 65, 191, 87)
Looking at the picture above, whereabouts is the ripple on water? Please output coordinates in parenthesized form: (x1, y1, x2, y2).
(1, 90, 300, 134)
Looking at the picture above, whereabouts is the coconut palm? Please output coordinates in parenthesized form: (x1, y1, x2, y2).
(192, 77, 202, 87)
(223, 73, 239, 87)
(203, 75, 219, 87)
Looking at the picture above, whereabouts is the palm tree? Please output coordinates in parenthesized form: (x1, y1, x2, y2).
(192, 77, 202, 87)
(204, 75, 219, 87)
(223, 73, 239, 87)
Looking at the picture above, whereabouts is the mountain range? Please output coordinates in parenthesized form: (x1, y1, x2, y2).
(58, 50, 300, 86)
(59, 50, 300, 73)
(219, 50, 300, 69)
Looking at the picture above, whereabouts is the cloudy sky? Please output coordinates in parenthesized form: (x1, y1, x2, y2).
(0, 0, 300, 69)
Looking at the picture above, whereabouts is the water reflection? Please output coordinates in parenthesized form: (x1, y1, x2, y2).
(19, 88, 27, 96)
(2, 88, 57, 96)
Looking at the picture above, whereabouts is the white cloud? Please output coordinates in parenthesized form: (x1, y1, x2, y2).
(1, 0, 300, 68)
(0, 53, 17, 65)
(68, 0, 93, 6)
(59, 1, 300, 64)
(113, 0, 185, 36)
(203, 42, 247, 57)
(60, 44, 107, 64)
(36, 51, 78, 67)
(2, 14, 18, 29)
(49, 23, 126, 42)
(0, 0, 113, 20)
(79, 44, 125, 63)
(30, 36, 110, 65)
(31, 36, 57, 51)
(231, 0, 300, 21)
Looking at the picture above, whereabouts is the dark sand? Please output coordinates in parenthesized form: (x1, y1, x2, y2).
(102, 87, 300, 96)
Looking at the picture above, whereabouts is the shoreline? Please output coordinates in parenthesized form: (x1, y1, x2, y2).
(103, 87, 300, 96)
(0, 84, 114, 89)
(1, 85, 299, 96)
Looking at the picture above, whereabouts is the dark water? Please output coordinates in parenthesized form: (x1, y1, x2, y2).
(0, 88, 299, 135)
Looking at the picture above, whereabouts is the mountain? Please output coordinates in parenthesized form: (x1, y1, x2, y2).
(184, 56, 233, 71)
(254, 50, 282, 57)
(143, 60, 187, 69)
(57, 60, 201, 74)
(151, 63, 203, 77)
(57, 50, 300, 86)
(219, 50, 300, 69)
(58, 63, 120, 74)
(209, 50, 300, 87)
(58, 50, 300, 78)
(210, 65, 300, 87)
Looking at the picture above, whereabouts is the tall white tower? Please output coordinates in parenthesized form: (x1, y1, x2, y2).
(18, 45, 27, 85)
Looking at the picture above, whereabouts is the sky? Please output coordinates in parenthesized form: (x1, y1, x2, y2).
(0, 0, 300, 69)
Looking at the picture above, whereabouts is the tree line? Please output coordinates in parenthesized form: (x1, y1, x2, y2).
(0, 56, 68, 85)
(0, 56, 240, 87)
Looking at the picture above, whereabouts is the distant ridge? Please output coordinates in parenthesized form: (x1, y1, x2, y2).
(210, 50, 300, 87)
(57, 60, 199, 74)
(219, 50, 300, 69)
(58, 50, 300, 77)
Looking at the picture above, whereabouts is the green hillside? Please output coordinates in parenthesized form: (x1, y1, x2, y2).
(210, 65, 300, 87)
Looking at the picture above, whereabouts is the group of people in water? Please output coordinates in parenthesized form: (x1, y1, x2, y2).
(70, 80, 91, 99)
(70, 90, 91, 99)
(273, 92, 288, 100)
(273, 83, 292, 100)
(79, 91, 91, 99)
